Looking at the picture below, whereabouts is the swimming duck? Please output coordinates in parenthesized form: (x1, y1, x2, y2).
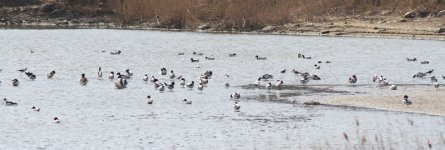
(97, 67, 102, 78)
(205, 55, 215, 60)
(413, 72, 427, 78)
(109, 71, 115, 80)
(158, 84, 165, 92)
(193, 52, 203, 56)
(31, 106, 40, 112)
(186, 81, 195, 89)
(160, 68, 167, 75)
(115, 76, 128, 89)
(80, 73, 88, 85)
(178, 52, 185, 55)
(300, 77, 310, 85)
(297, 53, 302, 58)
(12, 79, 19, 86)
(164, 82, 175, 91)
(47, 70, 56, 79)
(225, 81, 230, 87)
(4, 98, 17, 106)
(420, 61, 429, 64)
(197, 83, 204, 92)
(280, 69, 286, 74)
(176, 75, 183, 80)
(25, 72, 36, 80)
(229, 53, 236, 57)
(230, 92, 241, 99)
(406, 58, 417, 61)
(261, 74, 273, 81)
(255, 55, 267, 60)
(146, 95, 153, 104)
(233, 102, 241, 112)
(169, 70, 175, 80)
(431, 76, 438, 82)
(53, 117, 60, 123)
(110, 50, 121, 55)
(190, 58, 199, 62)
(116, 72, 129, 79)
(315, 64, 320, 69)
(203, 71, 213, 78)
(183, 99, 192, 104)
(125, 69, 133, 78)
(200, 76, 209, 85)
(403, 95, 412, 105)
(180, 78, 186, 87)
(150, 76, 158, 83)
(349, 75, 357, 85)
(17, 68, 27, 72)
(389, 84, 397, 90)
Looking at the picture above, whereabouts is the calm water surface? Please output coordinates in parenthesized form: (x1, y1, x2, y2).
(0, 29, 444, 149)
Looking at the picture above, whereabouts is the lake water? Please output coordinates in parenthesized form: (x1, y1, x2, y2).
(0, 29, 444, 149)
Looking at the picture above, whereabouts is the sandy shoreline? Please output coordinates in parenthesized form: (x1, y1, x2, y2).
(315, 87, 445, 116)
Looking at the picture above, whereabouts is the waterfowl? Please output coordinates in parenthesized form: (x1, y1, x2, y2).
(169, 70, 175, 80)
(150, 76, 158, 83)
(80, 73, 88, 85)
(110, 50, 122, 55)
(433, 82, 440, 88)
(300, 77, 310, 85)
(125, 69, 133, 78)
(266, 82, 272, 91)
(116, 72, 129, 79)
(389, 84, 397, 90)
(31, 106, 40, 112)
(317, 61, 322, 64)
(190, 58, 199, 62)
(146, 96, 153, 104)
(160, 68, 167, 75)
(377, 75, 384, 83)
(109, 71, 115, 79)
(115, 76, 128, 89)
(193, 52, 203, 56)
(420, 61, 429, 64)
(4, 98, 17, 106)
(315, 64, 320, 69)
(230, 92, 240, 99)
(406, 58, 417, 61)
(186, 81, 195, 89)
(180, 78, 186, 87)
(203, 71, 213, 78)
(17, 68, 27, 72)
(276, 80, 283, 90)
(47, 70, 56, 79)
(403, 95, 412, 105)
(280, 69, 286, 74)
(261, 74, 273, 81)
(380, 79, 389, 86)
(372, 75, 378, 82)
(303, 56, 312, 59)
(176, 75, 183, 80)
(183, 99, 192, 104)
(309, 74, 321, 80)
(205, 56, 215, 60)
(143, 74, 149, 82)
(297, 53, 302, 58)
(225, 81, 230, 87)
(225, 74, 230, 78)
(229, 53, 237, 57)
(431, 76, 438, 82)
(197, 83, 204, 92)
(25, 72, 36, 80)
(30, 49, 34, 53)
(178, 52, 185, 55)
(413, 72, 427, 78)
(153, 82, 161, 89)
(164, 82, 175, 91)
(97, 67, 102, 78)
(12, 79, 19, 86)
(233, 102, 241, 112)
(426, 69, 434, 74)
(325, 61, 331, 63)
(254, 77, 261, 86)
(158, 84, 165, 92)
(349, 75, 357, 85)
(53, 117, 60, 123)
(255, 55, 267, 60)
(200, 76, 209, 85)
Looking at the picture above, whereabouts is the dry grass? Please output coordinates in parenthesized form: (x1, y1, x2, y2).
(67, 0, 445, 29)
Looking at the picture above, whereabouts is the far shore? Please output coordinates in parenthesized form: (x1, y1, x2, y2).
(314, 87, 445, 116)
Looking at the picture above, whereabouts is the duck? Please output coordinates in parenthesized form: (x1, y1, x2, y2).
(205, 55, 215, 60)
(203, 71, 213, 78)
(276, 80, 283, 90)
(4, 98, 17, 106)
(158, 84, 165, 92)
(325, 61, 332, 63)
(193, 52, 203, 56)
(406, 58, 417, 61)
(115, 76, 128, 89)
(433, 82, 440, 88)
(280, 69, 286, 74)
(97, 67, 102, 78)
(431, 76, 438, 82)
(47, 70, 56, 79)
(178, 52, 185, 55)
(233, 102, 241, 112)
(31, 106, 40, 112)
(186, 81, 194, 89)
(197, 83, 204, 92)
(110, 50, 122, 55)
(176, 75, 183, 80)
(377, 75, 384, 83)
(349, 75, 357, 85)
(389, 84, 397, 90)
(229, 53, 236, 57)
(125, 69, 133, 78)
(146, 95, 153, 104)
(420, 61, 429, 64)
(17, 68, 27, 72)
(225, 81, 230, 87)
(143, 74, 149, 82)
(183, 99, 192, 104)
(169, 70, 175, 80)
(160, 68, 167, 75)
(80, 73, 88, 85)
(255, 55, 267, 60)
(266, 82, 272, 91)
(230, 92, 240, 99)
(12, 79, 19, 86)
(190, 58, 199, 62)
(153, 82, 161, 89)
(261, 74, 273, 81)
(413, 72, 427, 78)
(380, 79, 389, 86)
(309, 74, 321, 80)
(116, 72, 129, 79)
(303, 56, 312, 59)
(180, 78, 186, 87)
(300, 77, 310, 85)
(200, 76, 209, 85)
(108, 71, 115, 79)
(150, 76, 158, 83)
(25, 72, 36, 80)
(297, 53, 302, 58)
(164, 82, 175, 91)
(53, 117, 60, 123)
(314, 64, 320, 69)
(225, 74, 230, 78)
(403, 95, 412, 105)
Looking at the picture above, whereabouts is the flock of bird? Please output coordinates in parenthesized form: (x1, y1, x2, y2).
(1, 50, 444, 123)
